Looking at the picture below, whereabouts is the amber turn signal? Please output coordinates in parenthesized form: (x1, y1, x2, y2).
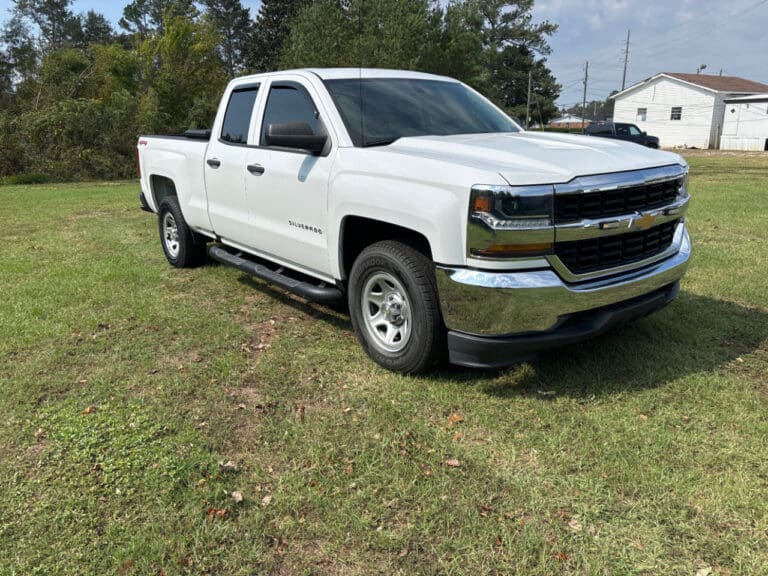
(471, 242, 552, 258)
(472, 195, 492, 213)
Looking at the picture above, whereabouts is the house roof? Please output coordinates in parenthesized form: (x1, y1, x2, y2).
(725, 93, 768, 103)
(612, 73, 768, 99)
(550, 114, 587, 123)
(665, 73, 768, 93)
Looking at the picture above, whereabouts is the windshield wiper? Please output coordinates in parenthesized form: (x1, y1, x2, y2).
(362, 137, 400, 148)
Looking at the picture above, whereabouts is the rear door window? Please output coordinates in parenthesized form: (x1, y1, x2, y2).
(220, 86, 260, 144)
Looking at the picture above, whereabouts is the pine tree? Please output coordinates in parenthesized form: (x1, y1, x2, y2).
(202, 0, 252, 78)
(14, 0, 73, 52)
(119, 0, 198, 37)
(79, 11, 114, 46)
(248, 0, 308, 72)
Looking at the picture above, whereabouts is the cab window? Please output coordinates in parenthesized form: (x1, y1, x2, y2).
(260, 83, 322, 146)
(220, 86, 259, 144)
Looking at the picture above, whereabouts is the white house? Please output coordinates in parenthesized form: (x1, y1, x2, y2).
(611, 73, 768, 149)
(720, 94, 768, 151)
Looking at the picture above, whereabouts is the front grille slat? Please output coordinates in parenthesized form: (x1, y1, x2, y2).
(555, 177, 682, 223)
(555, 220, 679, 275)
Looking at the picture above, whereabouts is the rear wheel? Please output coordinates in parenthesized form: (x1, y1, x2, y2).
(348, 240, 446, 373)
(158, 197, 206, 268)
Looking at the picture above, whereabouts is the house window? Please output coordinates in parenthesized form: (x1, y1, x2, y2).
(636, 108, 647, 122)
(670, 106, 682, 121)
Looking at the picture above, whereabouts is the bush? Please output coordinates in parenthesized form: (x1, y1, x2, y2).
(1, 173, 50, 185)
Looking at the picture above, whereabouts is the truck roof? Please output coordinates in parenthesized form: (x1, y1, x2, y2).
(233, 68, 457, 84)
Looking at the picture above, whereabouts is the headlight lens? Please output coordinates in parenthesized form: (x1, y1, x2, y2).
(467, 185, 555, 259)
(678, 169, 689, 199)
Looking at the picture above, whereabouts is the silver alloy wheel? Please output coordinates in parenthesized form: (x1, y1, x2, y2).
(360, 271, 412, 353)
(162, 212, 180, 258)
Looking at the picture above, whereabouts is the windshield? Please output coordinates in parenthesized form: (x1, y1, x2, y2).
(324, 78, 520, 147)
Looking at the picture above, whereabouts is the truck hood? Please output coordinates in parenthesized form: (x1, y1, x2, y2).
(383, 131, 685, 185)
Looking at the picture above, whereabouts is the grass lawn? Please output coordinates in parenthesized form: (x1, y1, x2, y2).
(1, 153, 766, 575)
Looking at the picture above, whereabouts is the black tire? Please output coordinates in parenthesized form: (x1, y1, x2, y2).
(348, 240, 446, 374)
(157, 197, 206, 268)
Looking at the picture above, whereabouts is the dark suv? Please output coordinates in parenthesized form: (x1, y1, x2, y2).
(586, 122, 659, 148)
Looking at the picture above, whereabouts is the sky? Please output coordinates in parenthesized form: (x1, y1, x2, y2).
(2, 0, 767, 109)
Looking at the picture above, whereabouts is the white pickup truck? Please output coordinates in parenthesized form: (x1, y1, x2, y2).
(137, 68, 691, 373)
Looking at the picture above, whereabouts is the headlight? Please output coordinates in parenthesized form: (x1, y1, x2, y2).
(467, 185, 555, 259)
(678, 168, 689, 199)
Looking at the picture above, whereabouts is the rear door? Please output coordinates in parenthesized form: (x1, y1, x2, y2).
(205, 83, 261, 245)
(244, 76, 336, 276)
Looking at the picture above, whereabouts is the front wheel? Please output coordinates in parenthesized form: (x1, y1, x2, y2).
(348, 240, 446, 373)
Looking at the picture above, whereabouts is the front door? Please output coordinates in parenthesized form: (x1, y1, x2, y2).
(245, 79, 334, 276)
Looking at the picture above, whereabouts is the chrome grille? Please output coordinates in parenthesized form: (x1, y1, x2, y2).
(554, 220, 678, 275)
(554, 177, 682, 223)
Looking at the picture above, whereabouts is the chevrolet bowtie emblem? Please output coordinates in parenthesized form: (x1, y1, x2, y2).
(633, 213, 655, 230)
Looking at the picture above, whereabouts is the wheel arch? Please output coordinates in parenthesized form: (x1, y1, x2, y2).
(338, 216, 433, 283)
(149, 175, 177, 210)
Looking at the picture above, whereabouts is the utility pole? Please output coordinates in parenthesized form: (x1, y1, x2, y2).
(621, 30, 631, 91)
(582, 61, 589, 134)
(526, 70, 532, 128)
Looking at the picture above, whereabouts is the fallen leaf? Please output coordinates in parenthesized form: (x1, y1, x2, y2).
(567, 517, 583, 532)
(398, 548, 408, 558)
(82, 405, 96, 415)
(261, 495, 272, 507)
(452, 431, 463, 442)
(231, 491, 243, 504)
(494, 536, 503, 548)
(447, 412, 464, 427)
(552, 552, 569, 561)
(219, 460, 238, 473)
(197, 478, 206, 486)
(77, 379, 88, 385)
(206, 507, 228, 520)
(445, 458, 461, 468)
(294, 403, 305, 421)
(118, 559, 135, 575)
(695, 567, 713, 576)
(639, 414, 649, 421)
(237, 403, 246, 410)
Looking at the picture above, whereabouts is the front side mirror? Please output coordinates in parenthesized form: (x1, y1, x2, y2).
(265, 122, 327, 154)
(643, 131, 647, 136)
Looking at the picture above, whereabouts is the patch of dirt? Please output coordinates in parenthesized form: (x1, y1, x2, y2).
(269, 541, 394, 576)
(241, 319, 278, 356)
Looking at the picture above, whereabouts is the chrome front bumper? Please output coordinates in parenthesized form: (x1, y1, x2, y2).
(436, 223, 691, 338)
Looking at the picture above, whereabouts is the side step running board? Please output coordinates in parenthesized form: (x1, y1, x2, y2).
(208, 245, 343, 305)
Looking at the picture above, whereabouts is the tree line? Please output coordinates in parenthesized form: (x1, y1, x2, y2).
(0, 0, 561, 182)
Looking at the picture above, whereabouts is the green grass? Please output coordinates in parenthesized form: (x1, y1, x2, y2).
(1, 153, 767, 575)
